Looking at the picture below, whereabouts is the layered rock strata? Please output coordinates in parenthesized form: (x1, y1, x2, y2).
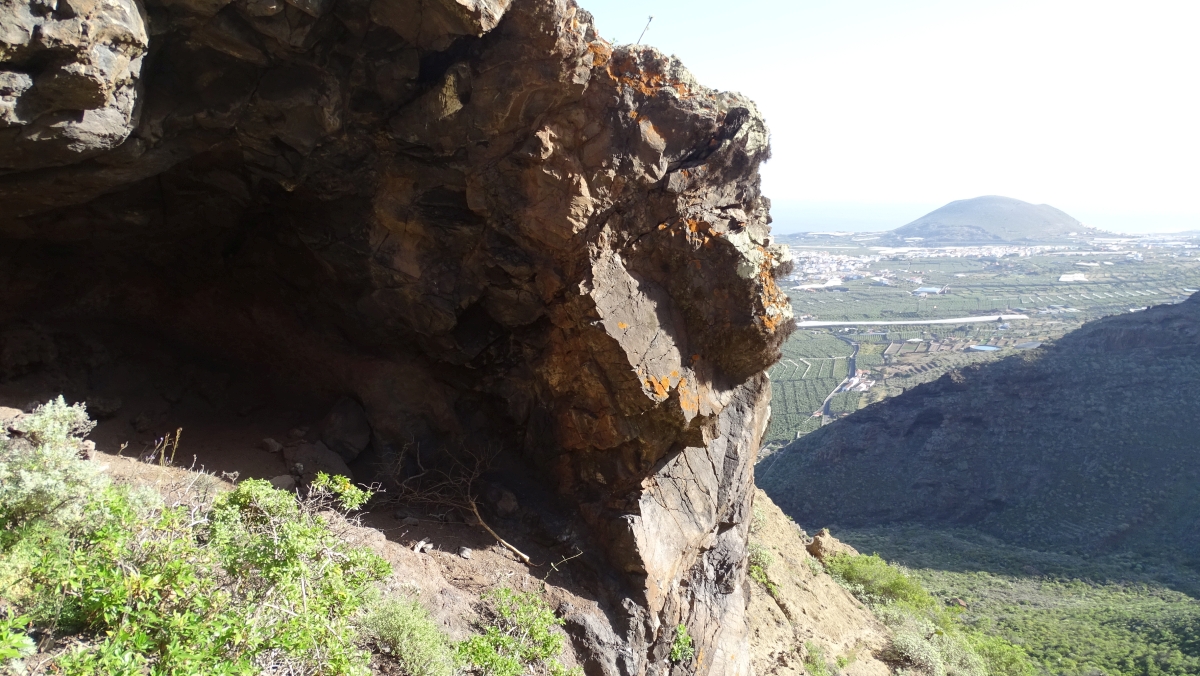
(0, 0, 792, 672)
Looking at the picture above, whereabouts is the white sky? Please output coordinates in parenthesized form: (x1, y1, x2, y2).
(578, 0, 1200, 233)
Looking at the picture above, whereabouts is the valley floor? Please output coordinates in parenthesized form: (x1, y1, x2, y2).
(837, 526, 1200, 676)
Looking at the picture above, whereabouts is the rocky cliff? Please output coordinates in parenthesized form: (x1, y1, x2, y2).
(0, 0, 793, 672)
(758, 293, 1200, 561)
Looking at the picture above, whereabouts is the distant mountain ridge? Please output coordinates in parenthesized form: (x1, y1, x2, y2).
(757, 292, 1200, 562)
(881, 195, 1086, 245)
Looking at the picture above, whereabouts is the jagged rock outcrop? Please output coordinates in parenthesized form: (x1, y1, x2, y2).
(0, 0, 792, 672)
(758, 293, 1200, 561)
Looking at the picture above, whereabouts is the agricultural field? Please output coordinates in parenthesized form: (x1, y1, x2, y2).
(761, 233, 1200, 452)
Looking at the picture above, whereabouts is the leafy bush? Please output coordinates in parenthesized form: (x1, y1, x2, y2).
(0, 397, 102, 530)
(880, 605, 985, 676)
(0, 402, 391, 675)
(748, 542, 778, 596)
(750, 507, 766, 535)
(827, 553, 1032, 676)
(967, 634, 1036, 676)
(825, 553, 934, 609)
(802, 641, 833, 676)
(0, 612, 36, 668)
(360, 598, 455, 676)
(310, 472, 373, 511)
(669, 623, 694, 664)
(457, 587, 579, 676)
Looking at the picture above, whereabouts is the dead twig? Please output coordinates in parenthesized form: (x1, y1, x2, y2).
(390, 443, 533, 565)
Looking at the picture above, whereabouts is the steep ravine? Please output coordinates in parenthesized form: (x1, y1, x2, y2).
(0, 0, 795, 673)
(759, 293, 1200, 562)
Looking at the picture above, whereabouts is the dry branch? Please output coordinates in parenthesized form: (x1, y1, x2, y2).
(389, 444, 532, 565)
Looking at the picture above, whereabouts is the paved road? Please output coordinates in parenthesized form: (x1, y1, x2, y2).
(797, 314, 1029, 328)
(821, 338, 858, 418)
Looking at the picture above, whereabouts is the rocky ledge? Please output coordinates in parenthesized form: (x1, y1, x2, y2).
(0, 0, 792, 672)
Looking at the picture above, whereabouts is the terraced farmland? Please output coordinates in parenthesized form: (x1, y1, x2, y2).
(763, 236, 1200, 450)
(763, 332, 855, 447)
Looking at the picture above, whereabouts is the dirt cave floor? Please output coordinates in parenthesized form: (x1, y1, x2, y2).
(0, 320, 630, 673)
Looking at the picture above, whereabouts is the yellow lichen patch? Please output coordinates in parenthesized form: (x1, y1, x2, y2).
(618, 322, 629, 330)
(677, 377, 700, 414)
(658, 223, 668, 230)
(650, 377, 669, 398)
(670, 370, 679, 379)
(686, 219, 699, 233)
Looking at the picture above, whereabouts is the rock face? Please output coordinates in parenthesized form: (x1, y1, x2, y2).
(759, 293, 1200, 561)
(0, 0, 792, 672)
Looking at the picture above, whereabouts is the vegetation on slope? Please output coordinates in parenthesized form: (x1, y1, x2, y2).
(818, 550, 1034, 676)
(840, 526, 1200, 676)
(1, 399, 389, 674)
(0, 399, 579, 676)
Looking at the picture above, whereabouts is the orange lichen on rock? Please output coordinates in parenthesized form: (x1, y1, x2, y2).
(606, 50, 693, 99)
(754, 248, 792, 334)
(587, 40, 612, 68)
(645, 376, 669, 399)
(677, 376, 701, 414)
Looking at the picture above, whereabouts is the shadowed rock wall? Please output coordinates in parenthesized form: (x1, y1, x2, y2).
(0, 0, 792, 672)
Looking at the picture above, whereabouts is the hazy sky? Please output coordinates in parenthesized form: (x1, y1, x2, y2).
(579, 0, 1200, 233)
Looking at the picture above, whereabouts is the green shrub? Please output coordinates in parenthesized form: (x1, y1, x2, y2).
(805, 554, 825, 577)
(457, 587, 579, 676)
(310, 472, 374, 511)
(825, 553, 934, 609)
(829, 554, 1033, 676)
(750, 507, 767, 535)
(359, 597, 455, 676)
(0, 397, 103, 530)
(802, 641, 833, 676)
(1, 402, 391, 676)
(669, 623, 694, 664)
(879, 603, 989, 676)
(0, 612, 36, 669)
(748, 542, 779, 596)
(967, 634, 1035, 676)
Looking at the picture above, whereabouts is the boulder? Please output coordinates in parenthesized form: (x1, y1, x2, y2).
(806, 528, 861, 563)
(283, 442, 353, 484)
(269, 474, 297, 491)
(319, 397, 372, 462)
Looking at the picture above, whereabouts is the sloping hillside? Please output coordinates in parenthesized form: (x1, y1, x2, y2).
(758, 293, 1200, 561)
(747, 489, 892, 676)
(881, 196, 1086, 245)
